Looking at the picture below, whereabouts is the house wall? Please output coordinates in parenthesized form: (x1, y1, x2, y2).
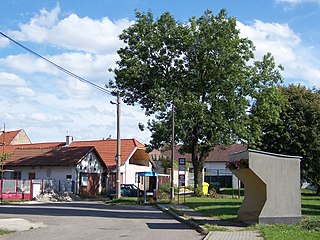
(4, 166, 76, 180)
(4, 151, 105, 196)
(10, 129, 31, 145)
(122, 161, 152, 184)
(75, 152, 105, 194)
(204, 161, 237, 188)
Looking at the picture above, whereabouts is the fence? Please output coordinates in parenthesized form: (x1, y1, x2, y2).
(0, 179, 32, 200)
(0, 179, 76, 201)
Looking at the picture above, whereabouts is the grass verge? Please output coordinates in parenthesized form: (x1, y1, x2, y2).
(183, 189, 320, 239)
(0, 229, 13, 235)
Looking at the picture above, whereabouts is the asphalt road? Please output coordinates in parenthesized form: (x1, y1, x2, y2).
(0, 201, 202, 240)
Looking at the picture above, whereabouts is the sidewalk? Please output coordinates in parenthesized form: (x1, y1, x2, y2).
(157, 204, 264, 240)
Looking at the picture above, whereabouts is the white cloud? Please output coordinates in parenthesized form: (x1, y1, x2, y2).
(237, 20, 320, 87)
(8, 3, 133, 54)
(237, 20, 300, 63)
(0, 52, 117, 86)
(15, 87, 36, 97)
(0, 35, 9, 48)
(30, 113, 48, 121)
(0, 72, 27, 86)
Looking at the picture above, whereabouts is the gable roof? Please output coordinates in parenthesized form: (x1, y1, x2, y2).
(159, 144, 247, 162)
(1, 142, 66, 155)
(70, 138, 148, 168)
(3, 146, 101, 167)
(0, 130, 19, 145)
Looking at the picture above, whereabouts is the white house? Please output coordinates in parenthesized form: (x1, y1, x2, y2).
(1, 130, 153, 196)
(3, 146, 107, 196)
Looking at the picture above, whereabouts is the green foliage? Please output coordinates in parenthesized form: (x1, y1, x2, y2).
(256, 224, 320, 240)
(301, 219, 320, 232)
(158, 182, 171, 195)
(255, 85, 320, 194)
(109, 9, 283, 189)
(106, 197, 139, 205)
(0, 153, 11, 162)
(0, 229, 13, 236)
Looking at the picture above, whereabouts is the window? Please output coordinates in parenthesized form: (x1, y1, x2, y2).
(81, 175, 88, 187)
(28, 172, 35, 179)
(11, 172, 21, 180)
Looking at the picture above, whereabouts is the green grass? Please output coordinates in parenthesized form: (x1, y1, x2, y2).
(302, 190, 320, 220)
(256, 224, 319, 240)
(106, 197, 140, 205)
(0, 229, 13, 235)
(184, 194, 242, 221)
(183, 189, 320, 239)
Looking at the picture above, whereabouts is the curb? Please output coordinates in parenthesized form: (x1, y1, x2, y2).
(156, 204, 207, 235)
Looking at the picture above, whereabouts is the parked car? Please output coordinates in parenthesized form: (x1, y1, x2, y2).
(107, 184, 143, 198)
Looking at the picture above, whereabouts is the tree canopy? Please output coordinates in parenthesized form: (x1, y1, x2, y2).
(109, 9, 283, 189)
(256, 84, 320, 194)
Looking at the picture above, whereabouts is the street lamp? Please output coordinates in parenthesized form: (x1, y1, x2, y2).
(110, 91, 121, 199)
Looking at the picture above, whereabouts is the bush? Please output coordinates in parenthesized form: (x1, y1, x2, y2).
(301, 219, 320, 231)
(209, 182, 221, 193)
(158, 182, 171, 195)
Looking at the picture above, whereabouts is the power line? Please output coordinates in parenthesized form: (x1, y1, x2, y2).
(0, 31, 113, 95)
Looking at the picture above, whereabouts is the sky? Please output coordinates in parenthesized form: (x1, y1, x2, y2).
(0, 0, 320, 144)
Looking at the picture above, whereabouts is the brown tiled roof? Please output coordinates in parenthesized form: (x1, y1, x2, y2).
(0, 130, 20, 145)
(1, 142, 65, 155)
(160, 144, 247, 162)
(3, 146, 98, 167)
(70, 138, 147, 168)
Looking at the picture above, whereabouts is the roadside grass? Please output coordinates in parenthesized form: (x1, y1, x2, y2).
(184, 189, 243, 221)
(255, 224, 319, 240)
(106, 197, 139, 205)
(184, 188, 320, 239)
(0, 229, 13, 235)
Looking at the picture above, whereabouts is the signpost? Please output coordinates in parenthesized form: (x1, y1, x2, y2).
(178, 157, 186, 204)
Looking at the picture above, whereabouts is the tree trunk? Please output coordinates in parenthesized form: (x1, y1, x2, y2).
(192, 156, 204, 195)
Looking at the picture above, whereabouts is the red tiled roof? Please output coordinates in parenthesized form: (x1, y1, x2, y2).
(3, 146, 98, 166)
(0, 130, 20, 145)
(70, 138, 146, 167)
(160, 144, 247, 162)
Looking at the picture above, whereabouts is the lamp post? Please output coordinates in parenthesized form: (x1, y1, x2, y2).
(110, 91, 121, 199)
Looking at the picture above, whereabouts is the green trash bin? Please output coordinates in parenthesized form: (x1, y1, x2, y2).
(202, 182, 209, 195)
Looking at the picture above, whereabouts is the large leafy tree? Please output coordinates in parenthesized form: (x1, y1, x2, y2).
(109, 9, 283, 190)
(256, 85, 320, 195)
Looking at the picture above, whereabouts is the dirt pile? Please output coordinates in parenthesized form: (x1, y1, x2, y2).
(35, 192, 81, 202)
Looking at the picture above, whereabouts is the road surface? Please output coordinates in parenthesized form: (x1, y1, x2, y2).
(0, 201, 202, 240)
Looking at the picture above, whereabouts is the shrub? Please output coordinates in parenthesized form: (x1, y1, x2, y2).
(158, 182, 171, 195)
(301, 219, 320, 231)
(209, 182, 221, 193)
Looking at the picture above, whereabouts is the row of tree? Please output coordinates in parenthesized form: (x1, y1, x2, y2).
(109, 9, 319, 194)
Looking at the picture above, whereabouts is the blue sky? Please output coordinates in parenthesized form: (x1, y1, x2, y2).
(0, 0, 320, 143)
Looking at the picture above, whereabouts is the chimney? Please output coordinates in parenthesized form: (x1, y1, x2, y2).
(66, 135, 73, 146)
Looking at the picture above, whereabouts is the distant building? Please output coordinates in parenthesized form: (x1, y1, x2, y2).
(153, 144, 247, 188)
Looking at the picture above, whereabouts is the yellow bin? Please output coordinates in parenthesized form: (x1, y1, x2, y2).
(202, 182, 209, 195)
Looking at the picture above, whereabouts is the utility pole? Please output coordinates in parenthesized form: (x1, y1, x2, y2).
(170, 103, 175, 201)
(111, 92, 121, 199)
(116, 91, 121, 199)
(1, 124, 5, 205)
